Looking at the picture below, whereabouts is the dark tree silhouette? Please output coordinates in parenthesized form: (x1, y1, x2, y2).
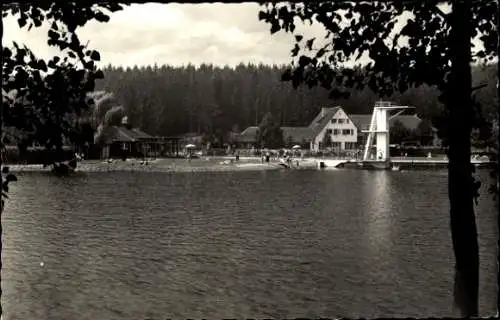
(390, 120, 412, 145)
(256, 112, 284, 149)
(258, 1, 498, 316)
(1, 3, 126, 318)
(321, 131, 332, 150)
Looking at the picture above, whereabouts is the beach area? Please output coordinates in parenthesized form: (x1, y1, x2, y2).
(5, 157, 293, 173)
(4, 154, 495, 174)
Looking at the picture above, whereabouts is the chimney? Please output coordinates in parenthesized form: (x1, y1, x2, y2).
(121, 116, 133, 129)
(121, 116, 128, 125)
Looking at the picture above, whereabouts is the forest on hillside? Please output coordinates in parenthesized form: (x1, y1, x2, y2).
(95, 63, 498, 145)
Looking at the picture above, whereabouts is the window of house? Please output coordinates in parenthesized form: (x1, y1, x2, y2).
(350, 129, 354, 135)
(333, 129, 339, 135)
(338, 119, 344, 124)
(346, 119, 350, 124)
(326, 129, 332, 134)
(342, 129, 350, 135)
(331, 119, 337, 124)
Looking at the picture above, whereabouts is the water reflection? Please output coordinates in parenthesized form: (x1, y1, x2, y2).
(3, 169, 497, 319)
(362, 171, 393, 253)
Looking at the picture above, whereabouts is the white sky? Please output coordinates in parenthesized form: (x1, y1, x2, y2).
(3, 3, 330, 68)
(2, 2, 485, 68)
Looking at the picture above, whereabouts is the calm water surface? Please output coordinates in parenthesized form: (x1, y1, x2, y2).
(2, 168, 497, 319)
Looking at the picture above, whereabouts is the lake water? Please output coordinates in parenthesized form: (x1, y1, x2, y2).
(2, 166, 498, 319)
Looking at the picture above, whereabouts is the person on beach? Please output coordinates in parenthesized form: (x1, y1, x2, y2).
(265, 152, 270, 164)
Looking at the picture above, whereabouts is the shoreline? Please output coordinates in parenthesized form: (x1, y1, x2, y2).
(3, 155, 495, 173)
(5, 159, 284, 173)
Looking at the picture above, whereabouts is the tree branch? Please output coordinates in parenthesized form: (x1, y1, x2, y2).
(471, 83, 487, 92)
(434, 4, 450, 22)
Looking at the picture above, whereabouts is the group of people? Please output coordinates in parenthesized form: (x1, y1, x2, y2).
(283, 154, 301, 168)
(258, 151, 301, 168)
(260, 152, 271, 164)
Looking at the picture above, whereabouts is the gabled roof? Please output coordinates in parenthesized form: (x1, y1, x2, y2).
(239, 126, 259, 143)
(308, 106, 341, 137)
(176, 132, 204, 138)
(349, 114, 372, 131)
(103, 125, 152, 143)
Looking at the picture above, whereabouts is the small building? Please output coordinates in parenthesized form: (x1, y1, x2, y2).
(238, 127, 260, 149)
(100, 125, 155, 159)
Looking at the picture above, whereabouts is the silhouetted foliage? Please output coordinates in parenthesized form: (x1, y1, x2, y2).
(321, 131, 332, 150)
(390, 120, 413, 145)
(259, 1, 498, 317)
(0, 3, 126, 318)
(256, 112, 284, 149)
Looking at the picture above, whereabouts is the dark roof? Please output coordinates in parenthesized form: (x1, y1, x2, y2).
(349, 115, 372, 131)
(239, 125, 315, 144)
(174, 132, 204, 138)
(104, 126, 152, 143)
(308, 107, 341, 137)
(129, 127, 152, 138)
(349, 114, 428, 132)
(239, 126, 259, 143)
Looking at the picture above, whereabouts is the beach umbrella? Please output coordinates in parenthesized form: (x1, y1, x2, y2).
(185, 144, 196, 148)
(292, 145, 301, 149)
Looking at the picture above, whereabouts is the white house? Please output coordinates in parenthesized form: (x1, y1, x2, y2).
(308, 107, 358, 152)
(239, 106, 359, 152)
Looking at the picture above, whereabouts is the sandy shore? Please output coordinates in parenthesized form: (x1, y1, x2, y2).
(5, 159, 284, 173)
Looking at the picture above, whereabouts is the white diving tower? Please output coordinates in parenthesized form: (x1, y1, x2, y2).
(362, 101, 414, 168)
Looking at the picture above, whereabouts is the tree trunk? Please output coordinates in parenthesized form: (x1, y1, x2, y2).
(1, 8, 4, 319)
(496, 0, 500, 313)
(448, 1, 479, 317)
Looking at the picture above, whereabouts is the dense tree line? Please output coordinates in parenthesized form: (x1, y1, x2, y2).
(95, 63, 498, 147)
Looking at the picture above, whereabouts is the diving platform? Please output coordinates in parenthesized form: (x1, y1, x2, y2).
(360, 101, 414, 169)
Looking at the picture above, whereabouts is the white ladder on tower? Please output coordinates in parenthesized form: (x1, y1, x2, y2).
(362, 110, 378, 161)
